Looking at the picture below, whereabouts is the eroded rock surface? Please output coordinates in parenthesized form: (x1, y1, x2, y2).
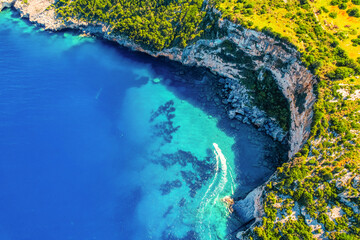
(0, 0, 15, 11)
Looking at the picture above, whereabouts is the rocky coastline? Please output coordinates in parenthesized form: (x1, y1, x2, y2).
(0, 1, 317, 238)
(0, 0, 316, 157)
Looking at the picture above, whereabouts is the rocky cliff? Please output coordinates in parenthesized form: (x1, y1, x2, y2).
(159, 20, 317, 158)
(0, 0, 12, 10)
(0, 0, 316, 159)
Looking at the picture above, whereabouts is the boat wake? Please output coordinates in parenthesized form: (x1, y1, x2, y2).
(196, 143, 236, 240)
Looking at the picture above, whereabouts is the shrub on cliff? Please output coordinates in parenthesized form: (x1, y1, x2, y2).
(55, 0, 217, 51)
(335, 233, 359, 240)
(339, 3, 348, 9)
(299, 191, 314, 206)
(327, 67, 355, 80)
(329, 12, 338, 18)
(347, 8, 360, 17)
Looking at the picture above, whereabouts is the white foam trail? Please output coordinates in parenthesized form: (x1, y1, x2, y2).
(215, 143, 236, 195)
(214, 143, 228, 181)
(196, 143, 232, 240)
(227, 161, 236, 195)
(202, 150, 219, 203)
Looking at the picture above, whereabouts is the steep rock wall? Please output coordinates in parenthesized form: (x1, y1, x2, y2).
(158, 20, 316, 157)
(0, 0, 15, 11)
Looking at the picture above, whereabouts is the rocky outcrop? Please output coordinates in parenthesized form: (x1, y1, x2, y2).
(233, 185, 264, 224)
(221, 77, 287, 142)
(0, 0, 316, 158)
(234, 185, 265, 240)
(0, 0, 15, 11)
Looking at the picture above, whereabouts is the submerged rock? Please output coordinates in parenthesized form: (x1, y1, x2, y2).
(159, 180, 182, 195)
(222, 196, 235, 213)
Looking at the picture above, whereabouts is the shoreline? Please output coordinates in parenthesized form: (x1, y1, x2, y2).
(1, 5, 291, 145)
(0, 0, 316, 159)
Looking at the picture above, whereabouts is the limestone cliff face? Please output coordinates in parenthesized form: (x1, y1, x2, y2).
(0, 0, 15, 11)
(0, 0, 316, 157)
(158, 20, 316, 158)
(233, 185, 265, 224)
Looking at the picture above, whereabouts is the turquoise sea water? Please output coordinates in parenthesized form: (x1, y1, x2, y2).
(0, 9, 284, 240)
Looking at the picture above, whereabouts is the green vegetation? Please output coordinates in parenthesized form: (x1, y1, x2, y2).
(347, 7, 360, 17)
(54, 0, 221, 51)
(352, 35, 360, 45)
(216, 0, 360, 239)
(244, 69, 291, 130)
(329, 11, 338, 18)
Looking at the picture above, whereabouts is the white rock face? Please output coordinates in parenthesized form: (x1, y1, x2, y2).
(234, 185, 265, 239)
(14, 0, 65, 30)
(158, 20, 316, 158)
(0, 0, 15, 11)
(234, 185, 264, 223)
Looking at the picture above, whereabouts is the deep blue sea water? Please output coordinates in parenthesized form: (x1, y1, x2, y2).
(0, 9, 283, 240)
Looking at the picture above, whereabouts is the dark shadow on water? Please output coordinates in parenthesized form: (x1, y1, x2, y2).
(90, 42, 289, 238)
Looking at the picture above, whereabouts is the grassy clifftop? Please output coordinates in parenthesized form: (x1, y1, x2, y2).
(217, 0, 360, 79)
(216, 0, 360, 239)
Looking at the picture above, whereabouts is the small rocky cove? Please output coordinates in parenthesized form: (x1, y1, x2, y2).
(1, 0, 316, 158)
(0, 1, 317, 238)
